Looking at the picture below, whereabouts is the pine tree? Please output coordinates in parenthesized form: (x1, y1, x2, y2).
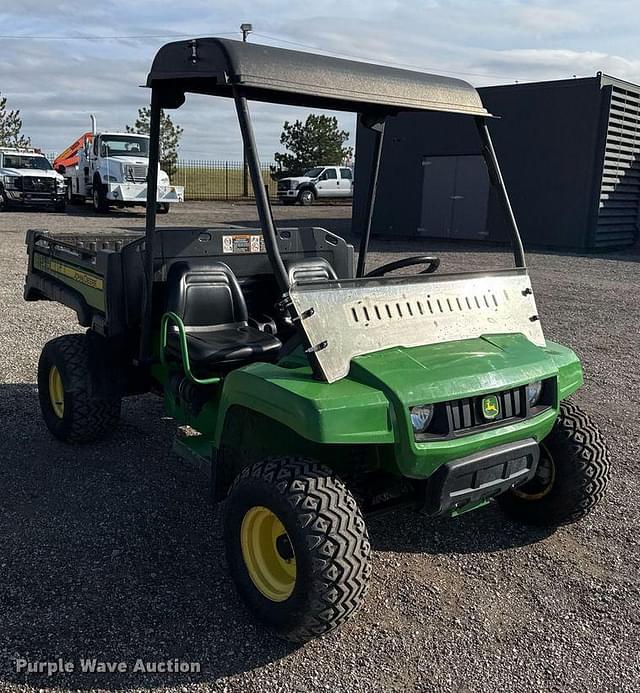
(0, 93, 31, 148)
(126, 108, 183, 178)
(272, 115, 352, 176)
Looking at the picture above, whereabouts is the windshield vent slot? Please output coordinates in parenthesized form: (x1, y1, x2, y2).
(289, 271, 545, 383)
(347, 289, 504, 327)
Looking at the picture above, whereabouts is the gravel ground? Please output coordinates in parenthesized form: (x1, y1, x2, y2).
(0, 201, 638, 693)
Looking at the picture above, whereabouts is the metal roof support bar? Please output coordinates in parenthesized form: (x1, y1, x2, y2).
(233, 89, 289, 293)
(140, 89, 162, 363)
(475, 116, 525, 268)
(356, 116, 386, 277)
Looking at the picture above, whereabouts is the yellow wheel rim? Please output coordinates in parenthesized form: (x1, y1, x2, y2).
(240, 506, 296, 602)
(48, 365, 65, 418)
(512, 444, 556, 500)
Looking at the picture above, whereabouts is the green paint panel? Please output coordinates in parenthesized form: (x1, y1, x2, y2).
(349, 334, 571, 477)
(157, 332, 583, 482)
(215, 363, 394, 446)
(33, 252, 106, 311)
(350, 334, 560, 405)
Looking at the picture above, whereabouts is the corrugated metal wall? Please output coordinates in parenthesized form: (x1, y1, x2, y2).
(354, 74, 640, 250)
(595, 85, 640, 247)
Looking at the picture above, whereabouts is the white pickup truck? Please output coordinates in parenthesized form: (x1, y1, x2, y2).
(276, 165, 353, 205)
(0, 147, 67, 212)
(55, 118, 184, 214)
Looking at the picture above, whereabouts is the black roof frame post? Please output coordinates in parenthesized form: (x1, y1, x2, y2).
(139, 88, 162, 363)
(232, 88, 326, 379)
(356, 114, 386, 278)
(232, 89, 289, 293)
(475, 116, 526, 268)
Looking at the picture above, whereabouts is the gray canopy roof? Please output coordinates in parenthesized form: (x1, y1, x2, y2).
(147, 38, 490, 117)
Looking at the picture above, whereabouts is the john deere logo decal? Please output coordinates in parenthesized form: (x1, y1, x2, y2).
(481, 395, 500, 420)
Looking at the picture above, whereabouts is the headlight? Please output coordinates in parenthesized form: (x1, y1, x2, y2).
(526, 381, 543, 407)
(410, 404, 434, 433)
(3, 175, 20, 188)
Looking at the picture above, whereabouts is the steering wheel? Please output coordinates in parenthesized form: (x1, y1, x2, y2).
(365, 256, 441, 278)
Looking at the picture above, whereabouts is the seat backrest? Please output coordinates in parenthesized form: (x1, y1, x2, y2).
(286, 257, 338, 285)
(166, 261, 248, 329)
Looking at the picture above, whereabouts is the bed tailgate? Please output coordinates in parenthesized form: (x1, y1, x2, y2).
(24, 229, 136, 334)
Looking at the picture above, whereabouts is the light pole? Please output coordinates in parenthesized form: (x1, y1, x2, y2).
(241, 23, 252, 198)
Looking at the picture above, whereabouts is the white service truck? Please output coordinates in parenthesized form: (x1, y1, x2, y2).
(0, 147, 67, 212)
(276, 165, 353, 205)
(55, 118, 184, 214)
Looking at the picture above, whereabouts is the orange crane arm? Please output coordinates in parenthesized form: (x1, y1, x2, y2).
(53, 132, 93, 170)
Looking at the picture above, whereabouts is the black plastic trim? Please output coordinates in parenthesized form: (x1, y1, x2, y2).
(424, 438, 540, 515)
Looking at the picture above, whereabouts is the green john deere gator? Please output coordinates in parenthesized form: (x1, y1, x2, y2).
(24, 38, 610, 642)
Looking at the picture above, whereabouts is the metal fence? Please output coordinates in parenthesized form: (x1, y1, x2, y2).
(45, 154, 281, 202)
(173, 160, 278, 201)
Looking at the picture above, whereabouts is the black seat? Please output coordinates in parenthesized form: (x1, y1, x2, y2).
(165, 261, 281, 370)
(286, 257, 338, 284)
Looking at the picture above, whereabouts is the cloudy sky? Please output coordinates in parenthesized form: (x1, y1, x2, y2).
(1, 0, 639, 161)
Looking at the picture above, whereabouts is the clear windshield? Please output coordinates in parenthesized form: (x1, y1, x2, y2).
(303, 167, 324, 178)
(2, 155, 52, 170)
(100, 135, 149, 157)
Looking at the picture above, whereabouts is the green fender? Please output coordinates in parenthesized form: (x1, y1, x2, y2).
(214, 361, 394, 447)
(211, 334, 583, 479)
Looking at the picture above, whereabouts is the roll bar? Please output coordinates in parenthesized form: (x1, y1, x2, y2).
(140, 90, 162, 363)
(233, 90, 289, 293)
(139, 37, 527, 364)
(475, 116, 525, 268)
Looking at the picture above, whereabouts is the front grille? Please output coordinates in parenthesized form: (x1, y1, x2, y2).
(277, 180, 292, 191)
(124, 164, 148, 183)
(413, 380, 557, 442)
(448, 386, 525, 432)
(21, 177, 55, 192)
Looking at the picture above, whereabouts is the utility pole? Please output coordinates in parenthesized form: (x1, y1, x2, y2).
(241, 23, 252, 198)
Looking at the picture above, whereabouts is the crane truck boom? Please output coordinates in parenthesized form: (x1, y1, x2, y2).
(54, 116, 184, 214)
(54, 132, 93, 171)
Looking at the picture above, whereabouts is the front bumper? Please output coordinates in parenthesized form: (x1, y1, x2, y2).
(5, 190, 65, 205)
(422, 438, 539, 514)
(105, 183, 185, 204)
(277, 189, 298, 198)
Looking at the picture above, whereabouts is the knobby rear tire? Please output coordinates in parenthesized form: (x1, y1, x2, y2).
(38, 333, 121, 444)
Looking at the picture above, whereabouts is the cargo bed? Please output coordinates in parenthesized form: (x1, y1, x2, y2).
(24, 226, 355, 338)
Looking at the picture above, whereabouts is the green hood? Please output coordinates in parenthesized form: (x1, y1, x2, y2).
(349, 334, 558, 406)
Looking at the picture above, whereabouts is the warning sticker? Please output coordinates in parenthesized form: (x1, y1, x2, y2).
(222, 234, 266, 254)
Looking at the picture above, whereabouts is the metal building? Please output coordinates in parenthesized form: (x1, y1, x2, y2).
(353, 73, 640, 249)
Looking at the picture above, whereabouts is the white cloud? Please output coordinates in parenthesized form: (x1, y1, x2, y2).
(0, 0, 639, 159)
(510, 6, 591, 34)
(478, 48, 640, 84)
